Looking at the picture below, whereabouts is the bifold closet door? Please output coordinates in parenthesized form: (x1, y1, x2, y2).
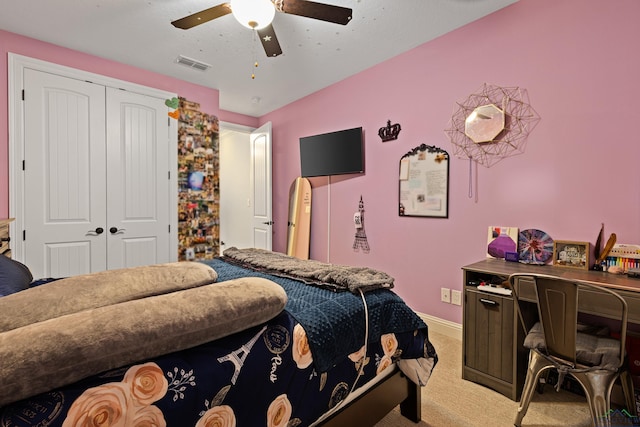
(23, 69, 171, 279)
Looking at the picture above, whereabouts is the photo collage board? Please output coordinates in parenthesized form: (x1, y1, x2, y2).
(177, 98, 220, 261)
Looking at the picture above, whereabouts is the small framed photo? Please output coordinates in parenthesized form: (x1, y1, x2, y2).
(552, 240, 591, 270)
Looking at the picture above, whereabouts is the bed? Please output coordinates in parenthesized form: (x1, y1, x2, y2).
(0, 248, 438, 427)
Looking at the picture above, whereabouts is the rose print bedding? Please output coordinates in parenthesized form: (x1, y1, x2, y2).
(0, 258, 437, 427)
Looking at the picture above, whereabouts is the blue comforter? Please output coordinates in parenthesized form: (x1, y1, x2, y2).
(205, 258, 428, 372)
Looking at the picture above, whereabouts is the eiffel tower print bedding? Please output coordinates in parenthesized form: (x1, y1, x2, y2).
(0, 258, 437, 427)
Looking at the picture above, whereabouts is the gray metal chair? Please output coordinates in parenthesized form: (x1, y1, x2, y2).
(509, 273, 636, 427)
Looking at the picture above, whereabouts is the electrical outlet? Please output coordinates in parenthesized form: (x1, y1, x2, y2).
(441, 288, 451, 303)
(451, 290, 462, 306)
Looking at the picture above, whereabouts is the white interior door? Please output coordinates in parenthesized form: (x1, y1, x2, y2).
(219, 122, 274, 253)
(105, 88, 171, 269)
(20, 67, 173, 279)
(219, 125, 253, 253)
(251, 122, 273, 250)
(23, 69, 108, 278)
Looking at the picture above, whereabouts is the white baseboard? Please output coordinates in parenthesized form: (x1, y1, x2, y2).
(416, 312, 462, 341)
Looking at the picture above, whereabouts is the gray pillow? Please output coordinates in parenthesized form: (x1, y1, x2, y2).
(0, 276, 287, 407)
(0, 261, 217, 333)
(0, 256, 33, 297)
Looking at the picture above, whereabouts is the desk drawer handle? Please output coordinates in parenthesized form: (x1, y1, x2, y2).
(479, 298, 498, 306)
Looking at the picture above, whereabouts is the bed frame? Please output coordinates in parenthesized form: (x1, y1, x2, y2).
(319, 368, 421, 426)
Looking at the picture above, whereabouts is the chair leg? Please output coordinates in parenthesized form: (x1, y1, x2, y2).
(619, 369, 637, 416)
(572, 370, 618, 427)
(515, 351, 553, 427)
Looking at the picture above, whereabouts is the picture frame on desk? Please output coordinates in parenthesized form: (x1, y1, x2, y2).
(552, 240, 591, 270)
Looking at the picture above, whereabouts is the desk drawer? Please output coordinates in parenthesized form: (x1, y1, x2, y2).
(514, 276, 640, 324)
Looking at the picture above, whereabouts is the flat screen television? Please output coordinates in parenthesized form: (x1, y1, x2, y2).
(299, 127, 364, 177)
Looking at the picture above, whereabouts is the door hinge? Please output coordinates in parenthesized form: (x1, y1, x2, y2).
(22, 89, 25, 101)
(22, 160, 25, 171)
(168, 224, 171, 233)
(168, 171, 170, 180)
(22, 230, 26, 241)
(168, 117, 171, 126)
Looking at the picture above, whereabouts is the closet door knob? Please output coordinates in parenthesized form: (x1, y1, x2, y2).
(109, 227, 126, 234)
(87, 227, 104, 235)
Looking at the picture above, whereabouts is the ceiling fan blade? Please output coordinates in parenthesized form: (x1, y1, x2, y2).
(279, 0, 352, 25)
(171, 3, 232, 30)
(257, 24, 283, 57)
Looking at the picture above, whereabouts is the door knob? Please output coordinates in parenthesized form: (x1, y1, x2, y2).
(109, 227, 126, 234)
(87, 227, 104, 236)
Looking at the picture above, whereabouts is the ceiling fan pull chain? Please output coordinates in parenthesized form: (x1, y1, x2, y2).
(251, 30, 259, 79)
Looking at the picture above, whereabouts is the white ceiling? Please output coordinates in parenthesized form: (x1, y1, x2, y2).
(0, 0, 518, 117)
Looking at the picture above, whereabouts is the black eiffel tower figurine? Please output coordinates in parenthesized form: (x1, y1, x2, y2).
(353, 196, 370, 253)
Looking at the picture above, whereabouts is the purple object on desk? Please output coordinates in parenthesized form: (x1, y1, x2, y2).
(505, 252, 520, 262)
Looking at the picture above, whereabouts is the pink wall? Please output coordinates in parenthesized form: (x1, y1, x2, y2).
(0, 29, 259, 217)
(3, 1, 640, 325)
(262, 0, 640, 323)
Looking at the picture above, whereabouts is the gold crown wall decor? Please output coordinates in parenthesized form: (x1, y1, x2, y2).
(378, 119, 401, 142)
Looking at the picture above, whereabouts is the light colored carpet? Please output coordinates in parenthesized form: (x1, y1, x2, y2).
(375, 330, 595, 427)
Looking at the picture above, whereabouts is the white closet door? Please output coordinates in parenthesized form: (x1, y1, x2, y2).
(22, 70, 172, 278)
(105, 88, 171, 269)
(23, 68, 107, 278)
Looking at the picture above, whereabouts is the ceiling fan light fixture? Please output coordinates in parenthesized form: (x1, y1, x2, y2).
(230, 0, 276, 30)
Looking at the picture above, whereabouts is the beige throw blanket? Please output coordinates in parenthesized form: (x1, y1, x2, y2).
(222, 247, 394, 293)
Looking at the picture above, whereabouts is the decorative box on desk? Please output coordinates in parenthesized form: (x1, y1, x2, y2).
(462, 258, 640, 401)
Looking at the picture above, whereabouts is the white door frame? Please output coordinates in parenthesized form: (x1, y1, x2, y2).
(219, 121, 273, 252)
(8, 53, 178, 263)
(219, 121, 254, 254)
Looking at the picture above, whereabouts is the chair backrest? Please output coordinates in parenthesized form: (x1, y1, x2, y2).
(533, 275, 580, 363)
(509, 273, 628, 369)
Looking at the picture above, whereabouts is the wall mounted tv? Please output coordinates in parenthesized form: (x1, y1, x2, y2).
(299, 127, 364, 177)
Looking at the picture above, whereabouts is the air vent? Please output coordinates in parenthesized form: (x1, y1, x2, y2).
(175, 55, 211, 71)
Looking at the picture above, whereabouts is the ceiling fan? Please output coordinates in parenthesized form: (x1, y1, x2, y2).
(171, 0, 353, 58)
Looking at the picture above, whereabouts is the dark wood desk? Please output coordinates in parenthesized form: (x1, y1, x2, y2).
(461, 258, 640, 400)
